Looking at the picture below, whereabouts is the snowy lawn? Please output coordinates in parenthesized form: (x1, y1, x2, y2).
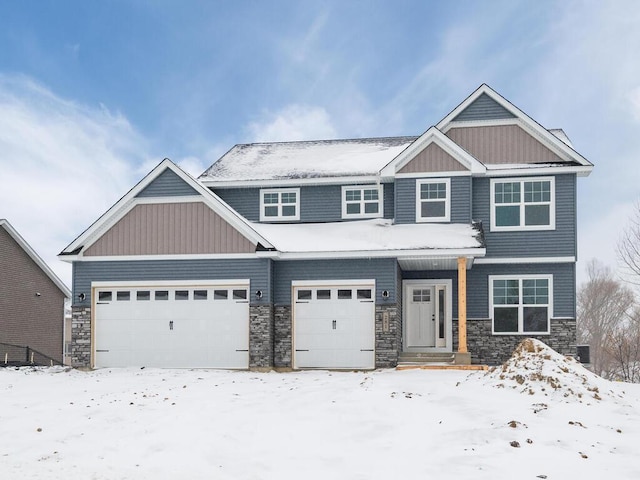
(2, 341, 640, 480)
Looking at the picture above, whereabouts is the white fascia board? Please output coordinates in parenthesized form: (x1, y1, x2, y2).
(437, 85, 593, 168)
(474, 256, 576, 264)
(61, 159, 274, 255)
(395, 171, 472, 179)
(71, 253, 262, 262)
(1, 219, 71, 297)
(379, 127, 486, 177)
(273, 247, 486, 260)
(201, 175, 389, 188)
(292, 279, 376, 287)
(486, 165, 593, 177)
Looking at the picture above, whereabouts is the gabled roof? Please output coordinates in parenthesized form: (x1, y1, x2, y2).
(199, 137, 417, 185)
(59, 159, 274, 259)
(436, 84, 593, 172)
(1, 219, 71, 298)
(379, 127, 486, 177)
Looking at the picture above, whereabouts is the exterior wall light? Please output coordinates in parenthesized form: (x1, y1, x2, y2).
(255, 290, 263, 299)
(381, 290, 390, 300)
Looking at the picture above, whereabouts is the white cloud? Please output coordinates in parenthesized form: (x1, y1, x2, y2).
(246, 104, 337, 142)
(0, 74, 151, 287)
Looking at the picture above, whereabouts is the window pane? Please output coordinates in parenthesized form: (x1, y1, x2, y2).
(493, 279, 519, 305)
(263, 193, 279, 204)
(117, 291, 130, 301)
(494, 307, 518, 333)
(495, 205, 520, 226)
(421, 183, 446, 200)
(525, 205, 550, 226)
(346, 203, 361, 215)
(282, 205, 296, 217)
(98, 291, 112, 302)
(317, 289, 331, 300)
(523, 279, 548, 305)
(281, 192, 296, 204)
(232, 289, 247, 300)
(264, 206, 278, 217)
(297, 289, 312, 300)
(421, 201, 445, 218)
(194, 290, 207, 300)
(495, 182, 520, 203)
(357, 289, 372, 299)
(137, 291, 150, 301)
(155, 290, 169, 301)
(524, 181, 551, 203)
(413, 289, 431, 302)
(175, 290, 189, 300)
(363, 189, 378, 201)
(364, 202, 379, 214)
(338, 289, 352, 299)
(346, 190, 361, 201)
(214, 289, 228, 300)
(523, 307, 548, 332)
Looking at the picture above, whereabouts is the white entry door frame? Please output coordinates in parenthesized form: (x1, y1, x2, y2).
(403, 279, 453, 353)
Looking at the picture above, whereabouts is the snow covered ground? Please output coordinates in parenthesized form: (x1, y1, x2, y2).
(2, 340, 639, 480)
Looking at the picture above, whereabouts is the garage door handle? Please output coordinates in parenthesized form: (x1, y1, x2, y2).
(332, 320, 337, 330)
(96, 349, 109, 352)
(295, 349, 309, 352)
(235, 349, 249, 352)
(169, 320, 174, 330)
(360, 349, 374, 352)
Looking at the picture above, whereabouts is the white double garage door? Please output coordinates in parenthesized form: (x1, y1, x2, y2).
(93, 280, 375, 369)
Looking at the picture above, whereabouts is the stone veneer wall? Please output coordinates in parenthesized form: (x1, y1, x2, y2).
(454, 318, 577, 365)
(375, 305, 400, 368)
(249, 304, 273, 369)
(274, 305, 292, 368)
(71, 306, 92, 368)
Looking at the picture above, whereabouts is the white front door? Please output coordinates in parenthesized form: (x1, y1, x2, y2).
(403, 280, 451, 351)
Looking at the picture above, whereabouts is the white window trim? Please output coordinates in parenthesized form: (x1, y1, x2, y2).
(260, 188, 300, 222)
(490, 176, 555, 232)
(489, 274, 553, 335)
(416, 178, 450, 223)
(341, 185, 383, 219)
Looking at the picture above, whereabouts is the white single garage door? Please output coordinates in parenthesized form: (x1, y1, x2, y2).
(293, 281, 375, 369)
(93, 281, 249, 368)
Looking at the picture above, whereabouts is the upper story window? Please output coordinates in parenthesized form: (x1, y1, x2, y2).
(416, 178, 450, 222)
(490, 275, 552, 335)
(341, 185, 383, 219)
(490, 177, 555, 231)
(260, 188, 300, 221)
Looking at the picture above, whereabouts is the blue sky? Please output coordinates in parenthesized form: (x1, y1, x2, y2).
(1, 0, 639, 287)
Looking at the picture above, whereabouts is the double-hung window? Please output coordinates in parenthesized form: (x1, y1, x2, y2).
(416, 178, 450, 222)
(490, 177, 555, 231)
(260, 188, 300, 221)
(490, 275, 552, 334)
(342, 185, 383, 219)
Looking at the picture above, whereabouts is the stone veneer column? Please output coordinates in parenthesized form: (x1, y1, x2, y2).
(249, 304, 274, 369)
(375, 305, 401, 368)
(274, 305, 292, 368)
(71, 306, 92, 368)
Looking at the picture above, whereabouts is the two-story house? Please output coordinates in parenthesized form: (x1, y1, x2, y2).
(59, 84, 593, 369)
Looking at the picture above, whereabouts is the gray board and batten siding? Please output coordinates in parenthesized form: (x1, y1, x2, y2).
(394, 176, 471, 224)
(136, 168, 199, 198)
(72, 258, 272, 307)
(452, 92, 516, 122)
(212, 183, 395, 223)
(472, 174, 576, 258)
(273, 258, 398, 305)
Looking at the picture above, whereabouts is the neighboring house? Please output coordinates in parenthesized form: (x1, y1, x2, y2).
(1, 219, 71, 364)
(59, 84, 593, 369)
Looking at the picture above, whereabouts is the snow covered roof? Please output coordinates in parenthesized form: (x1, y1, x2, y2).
(199, 137, 418, 182)
(252, 219, 484, 258)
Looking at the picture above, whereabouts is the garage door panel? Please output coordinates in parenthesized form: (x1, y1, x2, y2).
(294, 284, 375, 369)
(94, 284, 249, 369)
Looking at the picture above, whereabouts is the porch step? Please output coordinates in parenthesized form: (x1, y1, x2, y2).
(397, 352, 456, 365)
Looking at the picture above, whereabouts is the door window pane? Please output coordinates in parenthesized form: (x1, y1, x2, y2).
(137, 291, 150, 301)
(232, 289, 247, 300)
(316, 289, 331, 300)
(194, 290, 208, 300)
(155, 290, 169, 301)
(297, 289, 312, 300)
(98, 291, 112, 302)
(175, 290, 189, 301)
(214, 290, 228, 300)
(338, 289, 352, 299)
(116, 291, 130, 301)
